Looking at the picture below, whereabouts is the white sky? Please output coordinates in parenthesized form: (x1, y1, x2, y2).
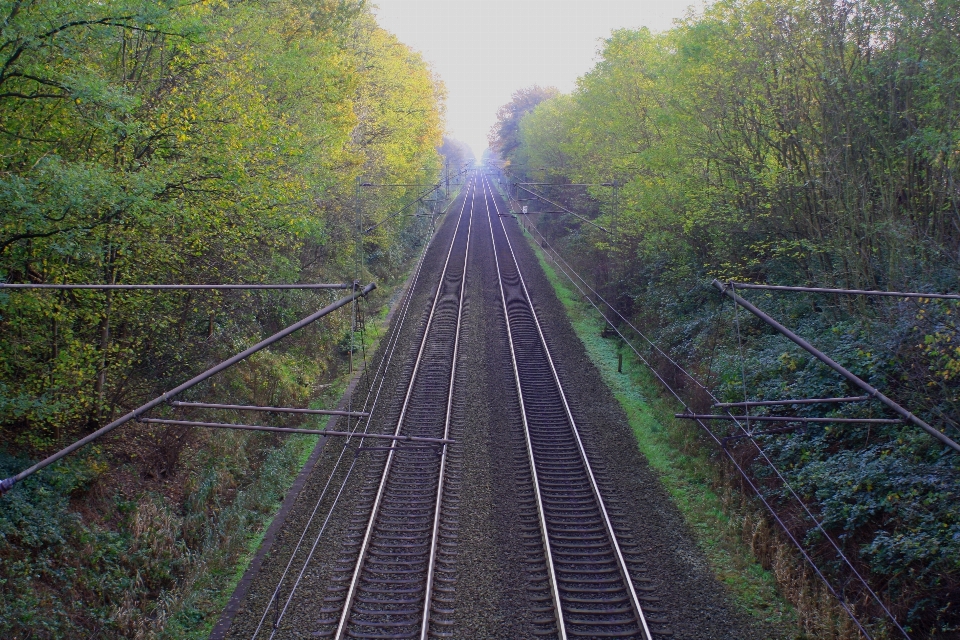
(372, 0, 703, 157)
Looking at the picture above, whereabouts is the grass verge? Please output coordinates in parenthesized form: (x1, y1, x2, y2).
(524, 229, 800, 636)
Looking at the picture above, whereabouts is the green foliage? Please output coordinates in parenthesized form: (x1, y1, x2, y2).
(0, 0, 445, 635)
(0, 0, 445, 447)
(500, 0, 960, 634)
(487, 85, 559, 164)
(0, 449, 165, 636)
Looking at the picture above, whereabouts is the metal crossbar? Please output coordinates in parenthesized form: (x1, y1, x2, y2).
(676, 414, 902, 424)
(714, 396, 869, 408)
(714, 280, 960, 454)
(140, 419, 453, 443)
(0, 283, 354, 290)
(170, 401, 368, 417)
(727, 281, 960, 300)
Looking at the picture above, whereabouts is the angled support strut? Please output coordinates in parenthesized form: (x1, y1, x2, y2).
(713, 279, 960, 454)
(0, 283, 377, 495)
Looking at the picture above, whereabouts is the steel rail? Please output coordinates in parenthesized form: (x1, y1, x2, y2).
(140, 419, 453, 443)
(714, 280, 960, 454)
(0, 282, 353, 290)
(170, 401, 368, 417)
(332, 176, 474, 640)
(484, 173, 652, 639)
(419, 171, 472, 640)
(482, 176, 566, 640)
(727, 281, 960, 300)
(0, 283, 375, 495)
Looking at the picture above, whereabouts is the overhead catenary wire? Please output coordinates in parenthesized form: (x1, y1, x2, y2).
(140, 419, 454, 443)
(726, 281, 960, 300)
(503, 181, 905, 638)
(0, 283, 355, 290)
(0, 283, 376, 495)
(362, 186, 441, 234)
(170, 400, 367, 418)
(514, 184, 611, 233)
(362, 164, 472, 235)
(170, 401, 369, 417)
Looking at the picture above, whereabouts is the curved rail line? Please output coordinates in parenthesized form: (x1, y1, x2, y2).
(314, 176, 477, 639)
(480, 173, 655, 640)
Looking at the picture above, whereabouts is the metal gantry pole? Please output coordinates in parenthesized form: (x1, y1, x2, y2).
(353, 176, 362, 375)
(713, 279, 960, 453)
(612, 179, 619, 237)
(725, 282, 960, 300)
(0, 283, 377, 494)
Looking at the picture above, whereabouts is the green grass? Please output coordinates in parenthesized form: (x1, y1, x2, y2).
(524, 231, 799, 634)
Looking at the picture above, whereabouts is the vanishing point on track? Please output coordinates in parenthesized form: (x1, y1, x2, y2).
(213, 172, 777, 640)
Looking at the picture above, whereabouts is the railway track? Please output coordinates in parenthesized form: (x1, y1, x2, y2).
(480, 174, 659, 640)
(312, 176, 477, 639)
(208, 161, 768, 640)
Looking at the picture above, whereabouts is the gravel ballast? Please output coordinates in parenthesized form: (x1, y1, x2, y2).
(216, 174, 787, 639)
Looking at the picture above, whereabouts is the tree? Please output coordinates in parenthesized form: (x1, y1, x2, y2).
(487, 85, 558, 165)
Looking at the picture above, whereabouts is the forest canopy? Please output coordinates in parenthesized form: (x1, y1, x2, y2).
(0, 0, 444, 451)
(0, 0, 447, 635)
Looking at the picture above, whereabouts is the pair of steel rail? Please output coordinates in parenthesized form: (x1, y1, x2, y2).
(315, 174, 477, 639)
(481, 173, 653, 639)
